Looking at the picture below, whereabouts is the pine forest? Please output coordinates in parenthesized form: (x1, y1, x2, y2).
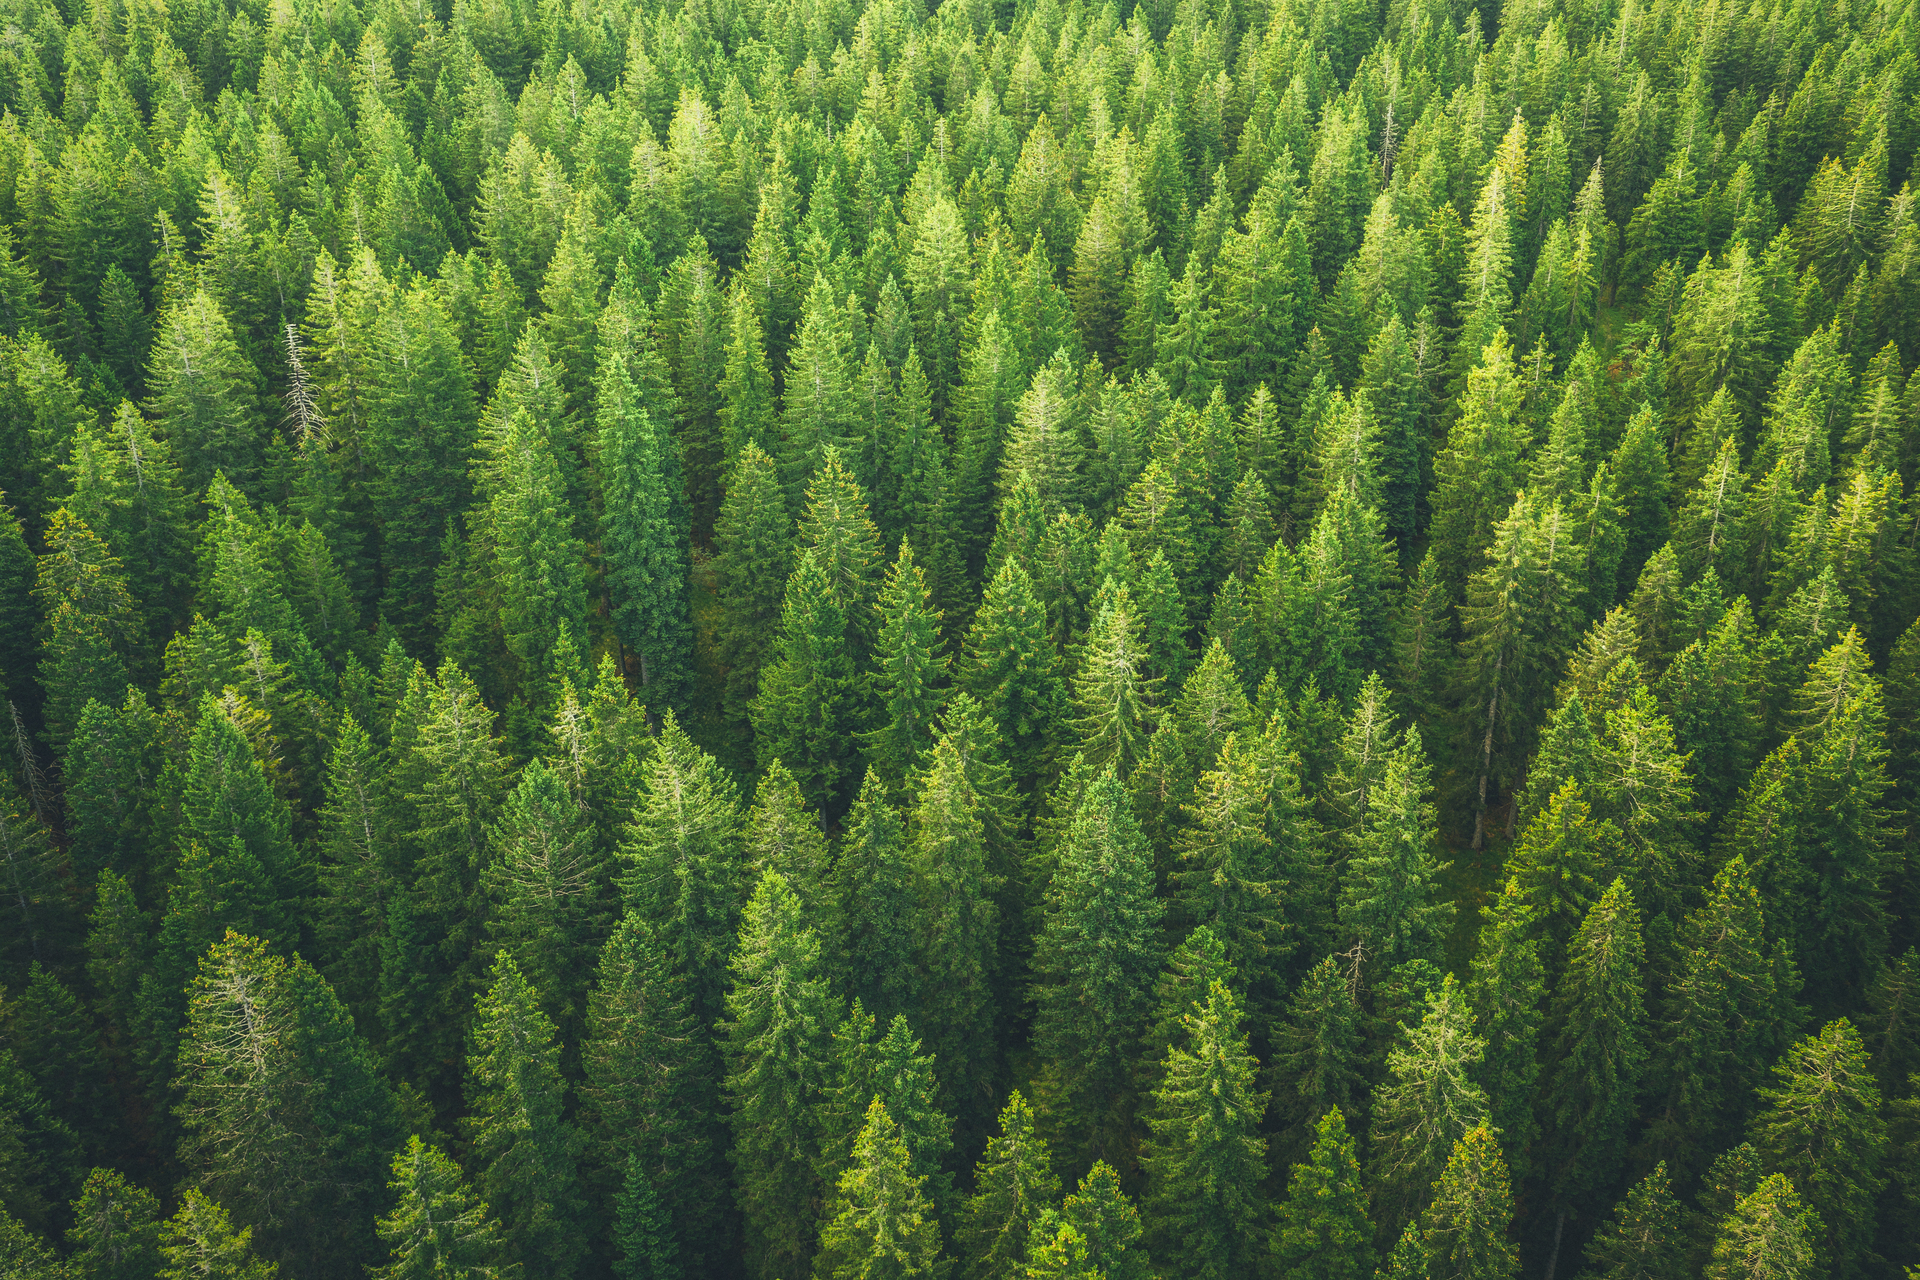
(1, 0, 1919, 1273)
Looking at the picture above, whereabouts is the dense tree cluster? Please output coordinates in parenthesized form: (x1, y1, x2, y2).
(1, 0, 1919, 1271)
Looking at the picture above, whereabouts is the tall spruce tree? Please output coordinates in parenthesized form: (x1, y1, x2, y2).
(466, 953, 588, 1280)
(1141, 981, 1270, 1280)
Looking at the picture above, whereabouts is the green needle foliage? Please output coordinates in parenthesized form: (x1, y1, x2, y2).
(1, 0, 1918, 1272)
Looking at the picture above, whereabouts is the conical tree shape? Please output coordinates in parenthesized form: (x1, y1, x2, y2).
(174, 934, 401, 1276)
(814, 1099, 950, 1280)
(866, 539, 949, 784)
(600, 345, 693, 711)
(148, 289, 264, 496)
(1369, 976, 1490, 1233)
(1746, 1020, 1885, 1279)
(715, 442, 793, 723)
(1704, 1174, 1815, 1280)
(67, 1166, 165, 1280)
(466, 952, 587, 1280)
(1031, 766, 1164, 1168)
(617, 713, 748, 1032)
(958, 1091, 1059, 1280)
(1142, 981, 1270, 1280)
(908, 727, 1003, 1135)
(1337, 731, 1450, 971)
(157, 1191, 278, 1280)
(1419, 1126, 1517, 1280)
(581, 914, 726, 1276)
(721, 871, 838, 1280)
(751, 548, 868, 817)
(1269, 955, 1367, 1168)
(1543, 878, 1647, 1206)
(485, 756, 612, 1051)
(961, 556, 1067, 794)
(1273, 1108, 1372, 1280)
(1578, 1162, 1687, 1280)
(371, 1137, 507, 1280)
(612, 1155, 682, 1280)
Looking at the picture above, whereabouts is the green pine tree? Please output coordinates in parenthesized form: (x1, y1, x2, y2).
(1031, 766, 1164, 1169)
(1704, 1174, 1815, 1280)
(1369, 976, 1490, 1233)
(1141, 981, 1270, 1280)
(1747, 1020, 1885, 1279)
(466, 952, 588, 1280)
(1419, 1126, 1517, 1280)
(1273, 1108, 1372, 1280)
(371, 1137, 507, 1280)
(721, 872, 839, 1280)
(599, 344, 693, 711)
(66, 1167, 165, 1280)
(1577, 1162, 1687, 1280)
(814, 1099, 951, 1280)
(157, 1190, 278, 1280)
(958, 1091, 1059, 1280)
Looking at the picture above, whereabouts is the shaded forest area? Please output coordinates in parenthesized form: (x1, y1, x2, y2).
(1, 0, 1919, 1272)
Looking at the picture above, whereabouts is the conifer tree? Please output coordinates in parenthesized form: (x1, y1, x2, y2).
(1578, 1163, 1688, 1280)
(612, 1156, 682, 1280)
(581, 914, 726, 1275)
(752, 549, 868, 816)
(68, 1166, 165, 1280)
(1273, 1108, 1372, 1280)
(1173, 735, 1287, 1018)
(1337, 732, 1450, 971)
(148, 290, 264, 496)
(1747, 1020, 1885, 1278)
(489, 407, 588, 705)
(466, 953, 587, 1280)
(1268, 956, 1367, 1167)
(722, 872, 838, 1280)
(1543, 879, 1647, 1210)
(958, 1091, 1059, 1280)
(1369, 976, 1490, 1232)
(365, 285, 476, 651)
(600, 343, 692, 711)
(714, 443, 793, 724)
(867, 540, 949, 784)
(961, 557, 1067, 793)
(371, 1137, 507, 1280)
(1031, 766, 1164, 1166)
(814, 1099, 950, 1280)
(174, 934, 401, 1277)
(1465, 881, 1544, 1173)
(486, 757, 612, 1050)
(1704, 1175, 1815, 1280)
(1141, 981, 1269, 1280)
(1644, 855, 1802, 1180)
(313, 713, 390, 1035)
(834, 771, 918, 1028)
(618, 714, 748, 1032)
(1420, 1126, 1516, 1280)
(381, 665, 508, 1107)
(908, 728, 1003, 1133)
(158, 1191, 278, 1280)
(1069, 582, 1160, 779)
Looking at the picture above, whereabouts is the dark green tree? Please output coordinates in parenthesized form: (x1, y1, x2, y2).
(1141, 981, 1270, 1280)
(1747, 1020, 1885, 1278)
(721, 872, 838, 1280)
(466, 952, 588, 1280)
(1273, 1108, 1372, 1280)
(599, 347, 692, 711)
(1030, 766, 1164, 1168)
(958, 1090, 1059, 1280)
